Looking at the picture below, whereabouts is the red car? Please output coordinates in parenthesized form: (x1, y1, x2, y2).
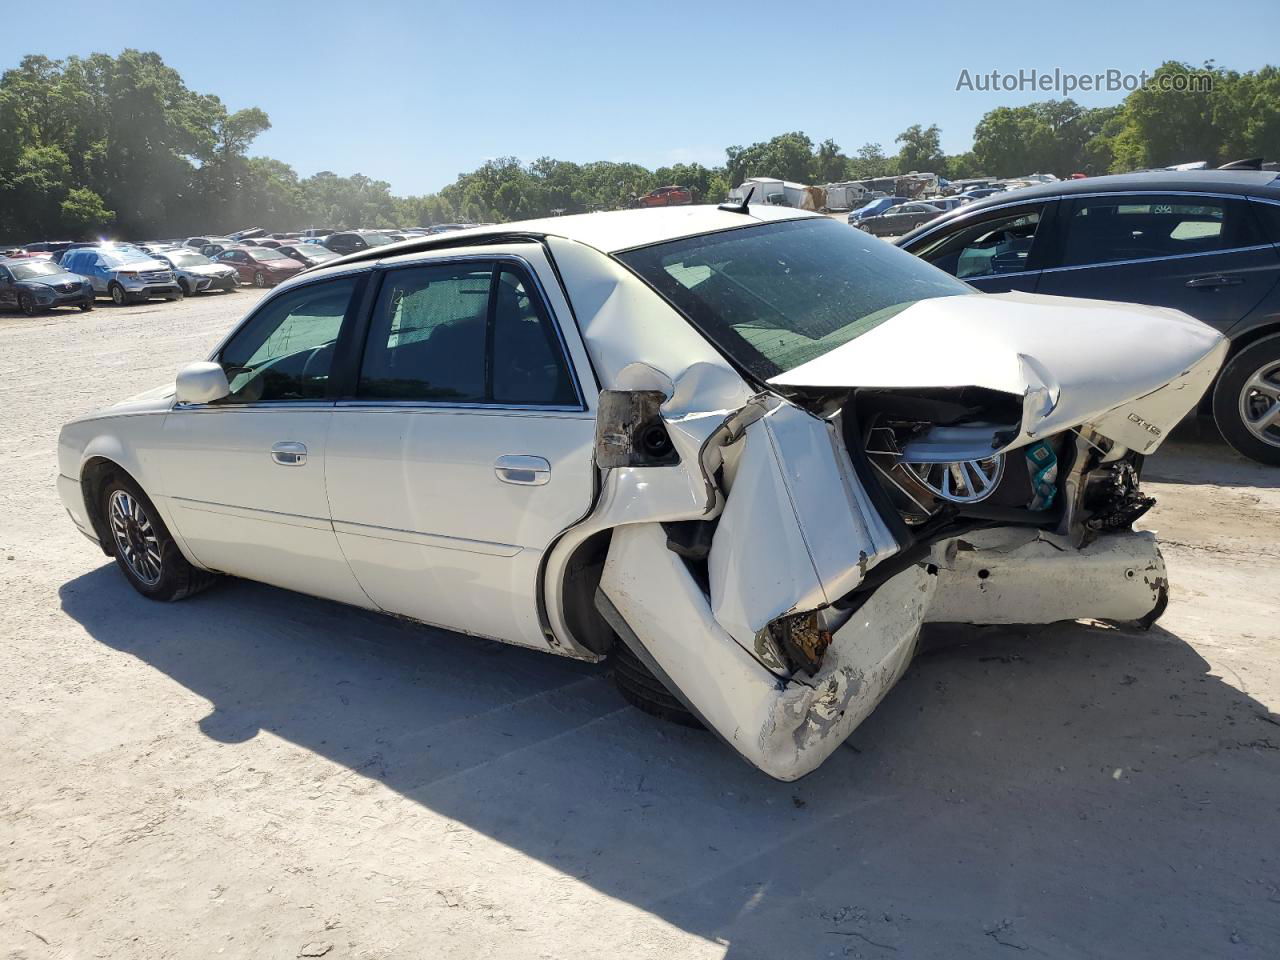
(638, 185, 693, 207)
(213, 247, 305, 287)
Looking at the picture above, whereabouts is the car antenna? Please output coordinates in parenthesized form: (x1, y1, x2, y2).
(719, 186, 755, 214)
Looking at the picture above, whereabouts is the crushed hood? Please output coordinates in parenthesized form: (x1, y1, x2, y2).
(769, 291, 1228, 453)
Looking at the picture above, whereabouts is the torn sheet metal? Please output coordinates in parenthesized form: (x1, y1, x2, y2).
(707, 400, 900, 653)
(600, 521, 935, 781)
(926, 527, 1167, 625)
(769, 291, 1228, 455)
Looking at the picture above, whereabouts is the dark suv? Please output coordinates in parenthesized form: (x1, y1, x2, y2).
(897, 171, 1280, 464)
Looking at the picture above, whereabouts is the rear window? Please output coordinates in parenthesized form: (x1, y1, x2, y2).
(617, 218, 971, 378)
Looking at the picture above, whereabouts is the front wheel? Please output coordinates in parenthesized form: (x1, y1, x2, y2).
(109, 282, 128, 306)
(101, 474, 218, 601)
(178, 279, 191, 296)
(1212, 334, 1280, 466)
(167, 287, 184, 301)
(18, 292, 38, 316)
(611, 641, 702, 729)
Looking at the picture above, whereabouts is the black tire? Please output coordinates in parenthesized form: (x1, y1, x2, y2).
(167, 287, 184, 301)
(18, 292, 38, 316)
(178, 279, 191, 296)
(611, 641, 702, 729)
(1212, 334, 1280, 466)
(100, 473, 218, 602)
(79, 300, 93, 312)
(109, 282, 128, 306)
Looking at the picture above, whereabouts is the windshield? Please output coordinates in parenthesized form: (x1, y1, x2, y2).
(9, 261, 63, 279)
(361, 233, 393, 246)
(617, 218, 972, 379)
(166, 252, 212, 267)
(251, 248, 287, 261)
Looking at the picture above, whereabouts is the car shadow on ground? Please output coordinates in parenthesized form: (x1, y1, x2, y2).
(1148, 418, 1280, 490)
(60, 566, 1280, 958)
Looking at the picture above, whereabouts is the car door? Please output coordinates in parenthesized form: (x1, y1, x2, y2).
(157, 271, 372, 606)
(1035, 193, 1280, 333)
(325, 247, 597, 650)
(902, 199, 1057, 293)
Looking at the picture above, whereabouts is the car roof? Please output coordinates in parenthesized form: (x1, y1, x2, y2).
(899, 169, 1280, 242)
(320, 204, 818, 272)
(962, 169, 1277, 207)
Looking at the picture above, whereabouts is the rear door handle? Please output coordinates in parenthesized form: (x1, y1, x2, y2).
(271, 441, 308, 466)
(1186, 275, 1244, 288)
(494, 455, 550, 485)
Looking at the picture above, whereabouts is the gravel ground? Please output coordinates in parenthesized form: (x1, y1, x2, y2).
(1, 291, 1278, 960)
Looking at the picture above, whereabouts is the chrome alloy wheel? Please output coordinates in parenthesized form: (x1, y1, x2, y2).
(108, 489, 163, 585)
(1239, 359, 1280, 448)
(904, 455, 1005, 504)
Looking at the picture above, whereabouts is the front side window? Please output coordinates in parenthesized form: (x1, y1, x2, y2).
(217, 276, 358, 403)
(913, 207, 1045, 279)
(618, 217, 971, 379)
(1061, 195, 1243, 267)
(357, 261, 577, 406)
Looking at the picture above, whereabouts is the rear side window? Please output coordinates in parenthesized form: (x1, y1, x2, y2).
(357, 261, 577, 406)
(1249, 200, 1280, 244)
(217, 277, 358, 403)
(1060, 195, 1252, 267)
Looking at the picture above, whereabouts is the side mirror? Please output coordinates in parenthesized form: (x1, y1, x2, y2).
(175, 361, 230, 404)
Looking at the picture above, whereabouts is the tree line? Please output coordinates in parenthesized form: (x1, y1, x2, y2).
(2, 52, 1277, 240)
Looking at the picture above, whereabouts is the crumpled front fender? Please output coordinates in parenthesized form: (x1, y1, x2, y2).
(599, 522, 935, 781)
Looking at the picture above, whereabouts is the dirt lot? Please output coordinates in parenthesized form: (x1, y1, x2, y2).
(2, 291, 1278, 960)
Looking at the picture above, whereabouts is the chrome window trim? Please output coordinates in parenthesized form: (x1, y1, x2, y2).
(904, 197, 1059, 246)
(332, 400, 591, 417)
(353, 249, 589, 414)
(1035, 243, 1276, 276)
(908, 189, 1259, 247)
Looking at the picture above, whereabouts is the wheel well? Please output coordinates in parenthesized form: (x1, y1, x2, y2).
(80, 457, 127, 556)
(1200, 322, 1280, 413)
(558, 530, 616, 656)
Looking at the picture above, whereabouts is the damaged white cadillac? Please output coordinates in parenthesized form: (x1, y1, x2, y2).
(57, 205, 1228, 780)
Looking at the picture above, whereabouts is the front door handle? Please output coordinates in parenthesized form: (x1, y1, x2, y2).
(271, 441, 308, 466)
(494, 455, 550, 485)
(1186, 274, 1244, 288)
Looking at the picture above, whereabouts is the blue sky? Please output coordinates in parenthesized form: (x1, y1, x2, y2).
(4, 0, 1277, 195)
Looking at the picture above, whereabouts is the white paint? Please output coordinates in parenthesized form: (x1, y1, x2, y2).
(771, 291, 1228, 454)
(926, 528, 1167, 625)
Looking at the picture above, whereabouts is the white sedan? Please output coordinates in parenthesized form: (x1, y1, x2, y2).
(57, 205, 1227, 780)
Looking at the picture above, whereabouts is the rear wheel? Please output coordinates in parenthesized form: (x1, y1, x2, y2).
(611, 641, 702, 729)
(79, 300, 93, 312)
(101, 473, 218, 601)
(1212, 334, 1280, 466)
(253, 270, 267, 288)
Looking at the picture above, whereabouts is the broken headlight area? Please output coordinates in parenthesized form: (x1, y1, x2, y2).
(1068, 433, 1157, 536)
(594, 389, 680, 468)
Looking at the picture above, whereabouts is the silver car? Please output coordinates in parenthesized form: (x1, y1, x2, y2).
(58, 247, 183, 305)
(155, 249, 240, 295)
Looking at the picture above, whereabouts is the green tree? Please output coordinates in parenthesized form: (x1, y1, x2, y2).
(725, 132, 817, 185)
(894, 123, 945, 175)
